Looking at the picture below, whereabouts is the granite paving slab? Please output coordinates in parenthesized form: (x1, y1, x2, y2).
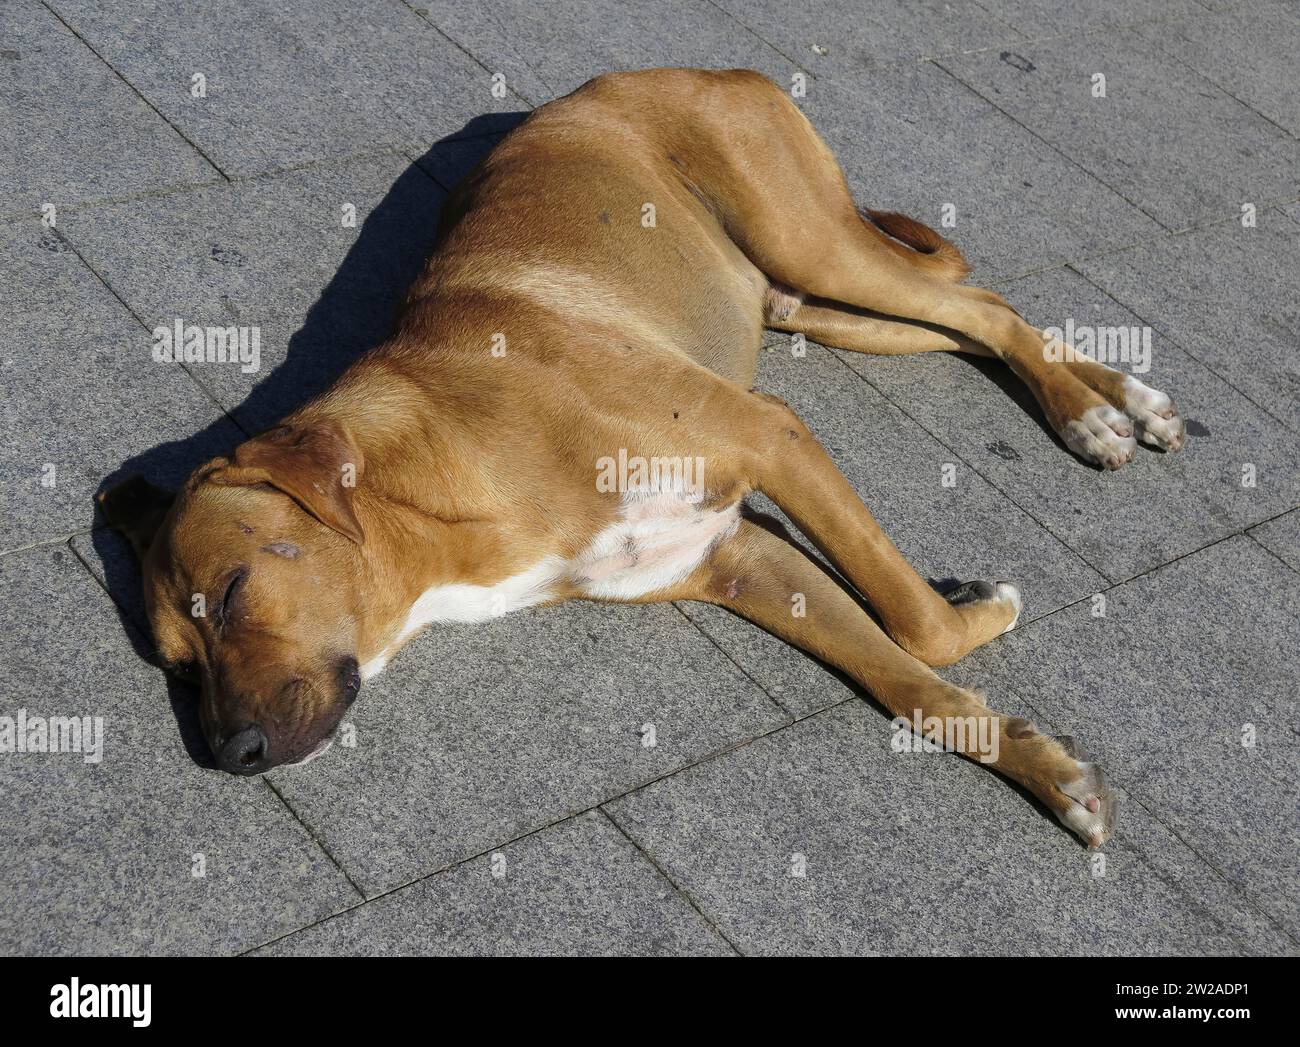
(0, 221, 240, 553)
(0, 0, 217, 219)
(255, 811, 733, 955)
(60, 153, 447, 434)
(940, 31, 1300, 230)
(606, 701, 1289, 955)
(0, 545, 357, 955)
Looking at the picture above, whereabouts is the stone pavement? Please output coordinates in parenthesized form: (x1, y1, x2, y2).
(2, 0, 1297, 955)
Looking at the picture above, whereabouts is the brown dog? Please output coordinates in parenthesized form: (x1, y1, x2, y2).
(104, 69, 1184, 848)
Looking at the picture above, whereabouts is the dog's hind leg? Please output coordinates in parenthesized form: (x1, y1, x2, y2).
(690, 73, 1184, 466)
(767, 288, 1185, 455)
(765, 294, 993, 358)
(761, 239, 1166, 471)
(662, 519, 1116, 849)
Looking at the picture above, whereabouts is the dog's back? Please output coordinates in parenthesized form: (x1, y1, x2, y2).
(411, 69, 791, 384)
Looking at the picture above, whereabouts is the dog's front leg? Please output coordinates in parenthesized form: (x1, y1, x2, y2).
(662, 519, 1116, 849)
(579, 372, 1018, 664)
(732, 389, 1021, 667)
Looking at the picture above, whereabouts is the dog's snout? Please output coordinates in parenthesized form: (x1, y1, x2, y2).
(216, 723, 271, 775)
(205, 663, 355, 775)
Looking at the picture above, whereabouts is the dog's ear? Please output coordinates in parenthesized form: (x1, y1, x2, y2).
(98, 475, 176, 559)
(207, 422, 365, 544)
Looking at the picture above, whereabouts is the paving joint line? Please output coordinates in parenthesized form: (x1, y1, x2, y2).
(2, 174, 229, 225)
(262, 778, 368, 900)
(929, 58, 1173, 233)
(597, 807, 745, 955)
(39, 0, 230, 182)
(700, 0, 817, 78)
(241, 703, 847, 953)
(670, 600, 798, 721)
(1, 529, 94, 558)
(1245, 531, 1300, 580)
(45, 225, 247, 437)
(966, 0, 1033, 41)
(2, 143, 424, 224)
(416, 0, 561, 101)
(3, 128, 515, 225)
(397, 0, 537, 110)
(1139, 24, 1300, 144)
(1062, 192, 1300, 261)
(67, 535, 112, 592)
(1103, 782, 1299, 950)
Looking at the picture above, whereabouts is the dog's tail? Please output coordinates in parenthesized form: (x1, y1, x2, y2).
(861, 208, 971, 282)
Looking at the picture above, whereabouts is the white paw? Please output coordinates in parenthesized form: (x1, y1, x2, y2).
(1061, 405, 1137, 470)
(995, 581, 1022, 633)
(942, 579, 1022, 634)
(1123, 376, 1185, 451)
(1052, 738, 1118, 849)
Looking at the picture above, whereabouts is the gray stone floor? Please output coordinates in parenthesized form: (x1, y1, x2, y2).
(2, 0, 1296, 956)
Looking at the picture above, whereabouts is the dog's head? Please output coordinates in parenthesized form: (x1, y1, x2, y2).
(102, 422, 368, 775)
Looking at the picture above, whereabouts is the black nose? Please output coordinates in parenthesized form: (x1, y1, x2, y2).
(216, 724, 271, 775)
(338, 656, 361, 706)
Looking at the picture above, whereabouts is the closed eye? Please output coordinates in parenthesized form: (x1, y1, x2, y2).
(216, 567, 247, 628)
(159, 657, 199, 685)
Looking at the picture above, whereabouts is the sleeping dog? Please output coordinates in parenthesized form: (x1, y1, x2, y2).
(103, 69, 1186, 848)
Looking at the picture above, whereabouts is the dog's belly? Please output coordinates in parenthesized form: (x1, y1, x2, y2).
(360, 490, 741, 679)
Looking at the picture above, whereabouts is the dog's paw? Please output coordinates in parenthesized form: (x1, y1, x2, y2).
(1123, 376, 1185, 452)
(942, 579, 1022, 634)
(1061, 405, 1137, 470)
(1048, 736, 1117, 849)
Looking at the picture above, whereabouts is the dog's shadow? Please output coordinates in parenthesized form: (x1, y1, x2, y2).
(89, 114, 528, 761)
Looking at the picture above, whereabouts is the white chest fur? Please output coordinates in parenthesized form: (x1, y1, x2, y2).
(570, 489, 741, 600)
(360, 490, 740, 679)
